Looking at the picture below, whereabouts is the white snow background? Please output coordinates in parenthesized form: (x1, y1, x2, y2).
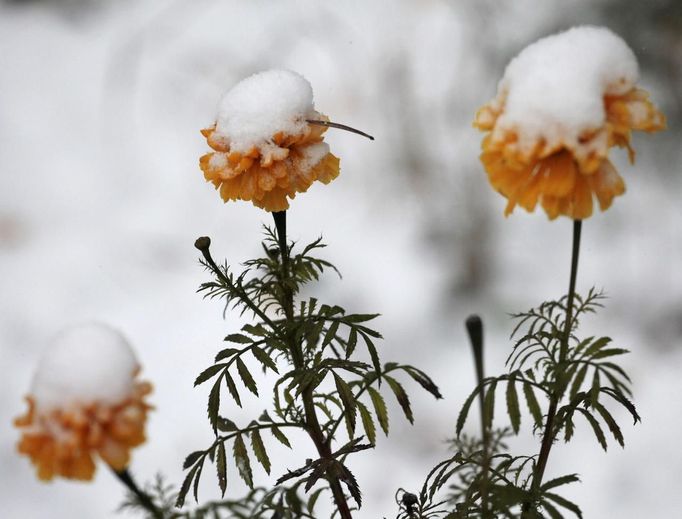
(1, 1, 681, 518)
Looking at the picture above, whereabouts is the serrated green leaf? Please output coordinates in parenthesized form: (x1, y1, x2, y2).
(583, 337, 611, 357)
(183, 450, 204, 470)
(544, 491, 583, 518)
(224, 334, 252, 344)
(385, 375, 413, 424)
(322, 320, 340, 347)
(569, 364, 589, 402)
(541, 499, 564, 519)
(236, 358, 258, 396)
(194, 363, 226, 386)
(216, 441, 227, 496)
(523, 383, 543, 429)
(541, 474, 580, 492)
(577, 408, 607, 451)
(344, 314, 379, 323)
(483, 380, 497, 429)
(270, 426, 292, 448)
(368, 387, 389, 435)
(456, 385, 480, 436)
(593, 402, 624, 447)
(591, 348, 629, 360)
(215, 348, 241, 362)
(217, 417, 238, 432)
(357, 400, 376, 444)
(250, 429, 271, 474)
(362, 333, 381, 376)
(589, 370, 600, 407)
(224, 371, 242, 407)
(208, 377, 221, 432)
(175, 462, 200, 507)
(506, 378, 521, 434)
(251, 345, 279, 373)
(242, 323, 268, 336)
(346, 328, 358, 358)
(334, 372, 357, 435)
(405, 367, 442, 399)
(233, 434, 254, 488)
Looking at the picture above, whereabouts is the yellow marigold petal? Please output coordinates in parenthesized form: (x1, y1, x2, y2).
(15, 382, 152, 481)
(589, 159, 626, 211)
(199, 115, 339, 211)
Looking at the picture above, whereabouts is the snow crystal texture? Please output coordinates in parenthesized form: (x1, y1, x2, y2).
(31, 323, 140, 411)
(215, 69, 318, 153)
(493, 26, 639, 148)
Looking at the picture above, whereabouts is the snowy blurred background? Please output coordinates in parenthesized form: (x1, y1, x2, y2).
(1, 0, 681, 517)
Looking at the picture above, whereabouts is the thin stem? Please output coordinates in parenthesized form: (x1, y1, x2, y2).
(525, 219, 583, 513)
(271, 211, 354, 519)
(306, 120, 375, 140)
(111, 467, 164, 519)
(195, 237, 277, 330)
(465, 315, 490, 517)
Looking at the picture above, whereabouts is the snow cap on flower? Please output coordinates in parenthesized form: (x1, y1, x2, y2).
(15, 323, 152, 481)
(200, 69, 340, 212)
(475, 26, 666, 220)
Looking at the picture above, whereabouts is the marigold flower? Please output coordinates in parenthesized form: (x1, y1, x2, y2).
(474, 26, 666, 220)
(200, 69, 340, 212)
(14, 323, 152, 481)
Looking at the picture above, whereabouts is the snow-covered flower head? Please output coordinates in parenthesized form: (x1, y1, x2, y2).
(200, 69, 340, 212)
(14, 323, 152, 481)
(474, 26, 666, 220)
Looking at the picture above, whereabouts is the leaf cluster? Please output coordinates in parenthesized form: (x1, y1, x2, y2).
(177, 230, 442, 513)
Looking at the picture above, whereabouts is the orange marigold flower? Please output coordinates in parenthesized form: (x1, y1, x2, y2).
(474, 26, 666, 220)
(14, 323, 152, 481)
(200, 69, 340, 212)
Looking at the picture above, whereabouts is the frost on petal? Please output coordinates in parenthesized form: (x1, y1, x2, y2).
(475, 26, 666, 220)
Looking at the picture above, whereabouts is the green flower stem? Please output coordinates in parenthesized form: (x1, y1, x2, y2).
(111, 467, 164, 519)
(465, 315, 491, 517)
(527, 219, 583, 509)
(271, 211, 354, 519)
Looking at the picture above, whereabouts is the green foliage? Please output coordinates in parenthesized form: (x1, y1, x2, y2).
(173, 228, 441, 515)
(399, 290, 638, 518)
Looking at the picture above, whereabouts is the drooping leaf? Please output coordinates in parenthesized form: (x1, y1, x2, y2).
(236, 358, 259, 396)
(367, 387, 389, 435)
(523, 382, 544, 430)
(224, 371, 242, 407)
(544, 491, 583, 518)
(322, 321, 340, 347)
(356, 400, 376, 445)
(269, 425, 292, 448)
(577, 408, 607, 451)
(208, 377, 222, 432)
(175, 462, 201, 508)
(233, 434, 254, 488)
(456, 385, 481, 436)
(334, 372, 357, 435)
(216, 441, 228, 496)
(251, 344, 279, 373)
(593, 402, 624, 447)
(506, 377, 521, 434)
(385, 375, 413, 424)
(250, 429, 272, 474)
(483, 380, 497, 430)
